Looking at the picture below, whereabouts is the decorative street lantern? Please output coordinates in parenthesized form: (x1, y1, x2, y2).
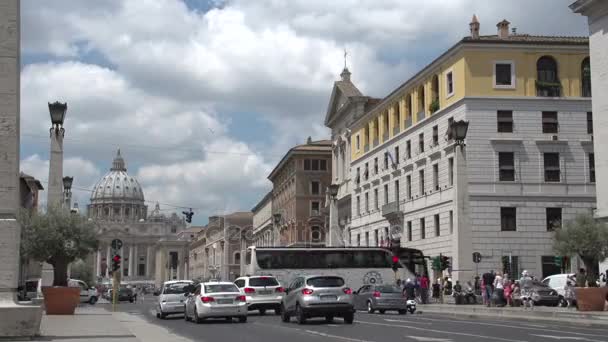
(450, 120, 470, 146)
(328, 184, 339, 199)
(48, 101, 67, 136)
(62, 176, 73, 191)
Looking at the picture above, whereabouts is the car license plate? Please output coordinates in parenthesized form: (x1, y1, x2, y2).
(217, 299, 233, 304)
(258, 290, 272, 295)
(320, 295, 337, 301)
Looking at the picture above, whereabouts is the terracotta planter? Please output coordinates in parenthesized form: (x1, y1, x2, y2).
(575, 287, 608, 312)
(42, 287, 80, 315)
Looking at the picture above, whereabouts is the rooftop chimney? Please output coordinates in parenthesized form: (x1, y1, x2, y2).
(469, 14, 480, 40)
(497, 19, 510, 39)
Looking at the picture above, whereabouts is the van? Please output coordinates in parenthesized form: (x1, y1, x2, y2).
(542, 273, 574, 307)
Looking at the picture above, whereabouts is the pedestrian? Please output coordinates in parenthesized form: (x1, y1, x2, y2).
(481, 278, 487, 305)
(474, 275, 481, 295)
(564, 275, 576, 308)
(503, 276, 513, 307)
(414, 273, 421, 300)
(576, 268, 587, 288)
(404, 278, 416, 300)
(482, 270, 495, 307)
(511, 281, 521, 307)
(493, 271, 504, 307)
(432, 278, 441, 303)
(420, 274, 430, 304)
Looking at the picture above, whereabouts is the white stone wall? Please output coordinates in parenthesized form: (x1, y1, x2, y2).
(349, 98, 595, 279)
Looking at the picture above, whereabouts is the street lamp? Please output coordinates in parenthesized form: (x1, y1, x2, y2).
(450, 120, 469, 146)
(48, 101, 67, 137)
(328, 184, 339, 199)
(63, 176, 73, 209)
(272, 213, 282, 247)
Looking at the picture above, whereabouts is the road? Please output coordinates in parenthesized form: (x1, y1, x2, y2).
(103, 298, 608, 342)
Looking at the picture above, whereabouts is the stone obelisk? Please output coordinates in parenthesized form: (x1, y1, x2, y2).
(0, 0, 42, 337)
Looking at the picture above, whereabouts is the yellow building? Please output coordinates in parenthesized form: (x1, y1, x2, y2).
(351, 17, 590, 162)
(339, 17, 594, 281)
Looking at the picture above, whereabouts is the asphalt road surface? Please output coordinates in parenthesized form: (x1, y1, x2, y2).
(104, 298, 608, 342)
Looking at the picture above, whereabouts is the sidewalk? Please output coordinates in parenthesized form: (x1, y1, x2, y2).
(419, 303, 608, 327)
(10, 305, 195, 342)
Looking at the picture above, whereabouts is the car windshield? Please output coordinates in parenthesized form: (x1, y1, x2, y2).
(119, 288, 132, 294)
(249, 277, 279, 287)
(25, 281, 37, 292)
(306, 277, 344, 287)
(205, 284, 239, 293)
(376, 285, 400, 293)
(163, 283, 191, 294)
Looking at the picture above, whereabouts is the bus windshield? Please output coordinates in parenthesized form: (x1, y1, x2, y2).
(255, 249, 395, 269)
(394, 248, 428, 276)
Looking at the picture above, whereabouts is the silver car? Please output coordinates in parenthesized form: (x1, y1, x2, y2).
(234, 276, 285, 315)
(354, 284, 411, 314)
(156, 280, 193, 319)
(184, 282, 248, 323)
(280, 275, 354, 324)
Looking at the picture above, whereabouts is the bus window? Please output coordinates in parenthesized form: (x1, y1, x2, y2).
(256, 249, 394, 269)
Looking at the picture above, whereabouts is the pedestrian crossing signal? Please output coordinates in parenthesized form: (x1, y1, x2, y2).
(112, 254, 121, 272)
(391, 255, 399, 272)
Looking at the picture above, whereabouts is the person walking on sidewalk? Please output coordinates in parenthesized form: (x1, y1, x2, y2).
(503, 275, 513, 307)
(432, 279, 441, 303)
(482, 270, 495, 307)
(420, 274, 430, 304)
(493, 272, 505, 307)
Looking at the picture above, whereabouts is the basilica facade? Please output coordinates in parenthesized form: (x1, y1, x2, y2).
(89, 150, 190, 287)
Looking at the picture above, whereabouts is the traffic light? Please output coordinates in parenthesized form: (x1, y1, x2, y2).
(112, 254, 121, 272)
(431, 256, 441, 271)
(182, 208, 194, 223)
(440, 255, 450, 271)
(391, 255, 399, 272)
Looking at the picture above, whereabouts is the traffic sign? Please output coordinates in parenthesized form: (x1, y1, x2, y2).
(472, 252, 482, 263)
(111, 239, 123, 250)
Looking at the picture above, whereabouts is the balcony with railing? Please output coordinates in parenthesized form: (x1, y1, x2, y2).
(536, 80, 561, 97)
(382, 201, 401, 219)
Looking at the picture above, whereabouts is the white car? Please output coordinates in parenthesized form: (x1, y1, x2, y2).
(184, 282, 248, 323)
(68, 279, 99, 304)
(542, 273, 574, 307)
(156, 280, 194, 319)
(234, 276, 284, 315)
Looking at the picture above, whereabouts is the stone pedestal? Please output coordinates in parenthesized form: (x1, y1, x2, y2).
(0, 0, 43, 337)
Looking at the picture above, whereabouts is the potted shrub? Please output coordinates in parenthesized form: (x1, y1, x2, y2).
(19, 206, 98, 314)
(554, 213, 608, 311)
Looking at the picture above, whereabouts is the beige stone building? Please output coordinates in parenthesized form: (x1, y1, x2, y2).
(268, 138, 332, 246)
(252, 191, 273, 246)
(188, 212, 253, 281)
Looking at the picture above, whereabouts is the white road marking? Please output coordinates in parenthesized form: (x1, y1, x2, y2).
(383, 319, 432, 325)
(376, 316, 606, 338)
(304, 329, 376, 342)
(530, 335, 605, 342)
(356, 320, 531, 342)
(408, 336, 453, 341)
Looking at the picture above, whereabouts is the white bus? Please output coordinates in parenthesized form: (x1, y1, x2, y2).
(244, 247, 416, 290)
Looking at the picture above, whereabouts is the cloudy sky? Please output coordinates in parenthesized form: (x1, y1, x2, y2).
(20, 0, 588, 224)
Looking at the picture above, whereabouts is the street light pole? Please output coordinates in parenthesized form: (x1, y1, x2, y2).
(62, 176, 73, 209)
(327, 184, 340, 247)
(47, 101, 67, 209)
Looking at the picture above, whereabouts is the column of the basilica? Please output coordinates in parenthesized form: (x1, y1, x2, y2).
(146, 245, 152, 278)
(133, 245, 138, 277)
(105, 245, 111, 278)
(96, 248, 101, 278)
(128, 244, 134, 277)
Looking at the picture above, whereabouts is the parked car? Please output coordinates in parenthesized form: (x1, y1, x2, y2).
(68, 279, 99, 304)
(281, 275, 354, 324)
(156, 280, 194, 319)
(108, 287, 136, 303)
(354, 284, 409, 314)
(542, 273, 574, 307)
(184, 281, 248, 323)
(234, 275, 284, 315)
(515, 279, 560, 306)
(23, 278, 43, 301)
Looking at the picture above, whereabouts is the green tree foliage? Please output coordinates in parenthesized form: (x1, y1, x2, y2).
(554, 213, 608, 286)
(70, 259, 95, 287)
(19, 206, 98, 287)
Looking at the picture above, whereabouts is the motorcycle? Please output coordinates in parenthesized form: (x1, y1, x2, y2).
(453, 288, 464, 305)
(464, 286, 476, 304)
(406, 299, 417, 314)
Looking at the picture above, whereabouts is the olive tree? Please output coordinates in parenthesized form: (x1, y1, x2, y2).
(20, 206, 98, 287)
(554, 213, 608, 286)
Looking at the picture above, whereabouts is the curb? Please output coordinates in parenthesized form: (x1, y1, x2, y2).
(420, 307, 608, 328)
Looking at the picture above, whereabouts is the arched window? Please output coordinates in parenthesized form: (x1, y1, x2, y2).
(311, 226, 322, 243)
(417, 85, 425, 121)
(431, 75, 439, 113)
(234, 252, 241, 265)
(581, 57, 591, 97)
(536, 56, 560, 97)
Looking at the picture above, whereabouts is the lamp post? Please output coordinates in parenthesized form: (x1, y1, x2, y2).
(47, 101, 68, 209)
(273, 213, 282, 247)
(327, 184, 340, 247)
(62, 176, 73, 209)
(449, 120, 472, 282)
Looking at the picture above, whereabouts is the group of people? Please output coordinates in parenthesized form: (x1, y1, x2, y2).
(397, 273, 430, 304)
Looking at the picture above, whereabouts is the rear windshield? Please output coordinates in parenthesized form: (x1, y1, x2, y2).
(307, 277, 344, 287)
(249, 277, 279, 287)
(119, 288, 132, 294)
(205, 284, 239, 293)
(25, 281, 38, 292)
(376, 285, 400, 293)
(163, 283, 191, 294)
